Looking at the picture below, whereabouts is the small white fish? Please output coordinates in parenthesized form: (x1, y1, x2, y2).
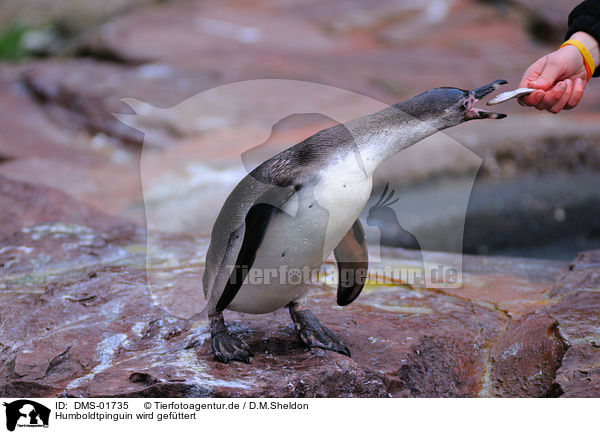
(487, 88, 536, 105)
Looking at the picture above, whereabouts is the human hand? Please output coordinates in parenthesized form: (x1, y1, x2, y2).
(518, 31, 599, 113)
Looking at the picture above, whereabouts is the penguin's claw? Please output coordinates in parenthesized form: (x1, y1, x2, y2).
(290, 309, 351, 357)
(211, 331, 254, 364)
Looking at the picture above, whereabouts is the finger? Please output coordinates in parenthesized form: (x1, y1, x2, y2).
(520, 89, 545, 107)
(529, 56, 563, 91)
(549, 79, 573, 113)
(565, 78, 585, 110)
(535, 81, 567, 111)
(518, 56, 547, 89)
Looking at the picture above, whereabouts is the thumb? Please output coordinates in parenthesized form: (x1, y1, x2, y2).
(529, 59, 562, 90)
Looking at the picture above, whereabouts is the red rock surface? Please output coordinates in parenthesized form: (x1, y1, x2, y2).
(547, 250, 600, 397)
(487, 312, 567, 397)
(0, 176, 596, 398)
(0, 175, 130, 237)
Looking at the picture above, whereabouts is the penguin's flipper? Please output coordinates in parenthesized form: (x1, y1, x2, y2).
(215, 202, 280, 312)
(334, 219, 368, 306)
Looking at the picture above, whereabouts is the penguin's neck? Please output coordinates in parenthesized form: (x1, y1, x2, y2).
(345, 105, 443, 175)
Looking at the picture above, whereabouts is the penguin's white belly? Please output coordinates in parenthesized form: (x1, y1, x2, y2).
(313, 157, 373, 255)
(227, 154, 372, 314)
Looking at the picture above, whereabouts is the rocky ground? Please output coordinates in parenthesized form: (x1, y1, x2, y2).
(0, 0, 599, 397)
(1, 175, 599, 397)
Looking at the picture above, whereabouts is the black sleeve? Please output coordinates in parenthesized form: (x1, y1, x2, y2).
(565, 0, 600, 77)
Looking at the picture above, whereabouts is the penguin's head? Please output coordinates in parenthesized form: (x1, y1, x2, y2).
(398, 80, 508, 129)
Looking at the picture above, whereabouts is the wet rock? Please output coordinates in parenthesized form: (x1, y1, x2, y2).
(486, 312, 567, 397)
(547, 271, 600, 348)
(393, 335, 482, 397)
(20, 70, 142, 148)
(70, 0, 569, 104)
(548, 250, 600, 299)
(0, 78, 98, 163)
(71, 0, 597, 109)
(14, 59, 217, 144)
(1, 177, 600, 397)
(0, 176, 143, 299)
(0, 0, 159, 32)
(545, 250, 600, 397)
(0, 157, 143, 219)
(553, 343, 600, 398)
(380, 247, 565, 316)
(0, 175, 131, 237)
(1, 268, 507, 398)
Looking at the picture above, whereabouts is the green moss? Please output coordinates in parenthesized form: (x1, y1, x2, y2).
(0, 25, 28, 61)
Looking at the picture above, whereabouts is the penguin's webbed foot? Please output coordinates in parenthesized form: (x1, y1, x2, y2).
(212, 332, 253, 363)
(289, 307, 351, 357)
(210, 313, 253, 363)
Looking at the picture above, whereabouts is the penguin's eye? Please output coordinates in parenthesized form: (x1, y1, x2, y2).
(462, 100, 470, 110)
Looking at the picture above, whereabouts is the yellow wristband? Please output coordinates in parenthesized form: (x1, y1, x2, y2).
(560, 39, 596, 81)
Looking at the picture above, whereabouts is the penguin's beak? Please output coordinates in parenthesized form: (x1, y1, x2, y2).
(472, 80, 508, 99)
(465, 80, 508, 120)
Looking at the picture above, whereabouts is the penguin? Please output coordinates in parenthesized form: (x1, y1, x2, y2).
(203, 80, 508, 363)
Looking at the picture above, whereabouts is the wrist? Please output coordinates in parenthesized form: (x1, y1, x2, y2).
(571, 31, 600, 69)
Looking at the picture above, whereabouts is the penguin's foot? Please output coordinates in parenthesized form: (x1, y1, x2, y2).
(289, 305, 351, 357)
(210, 313, 253, 363)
